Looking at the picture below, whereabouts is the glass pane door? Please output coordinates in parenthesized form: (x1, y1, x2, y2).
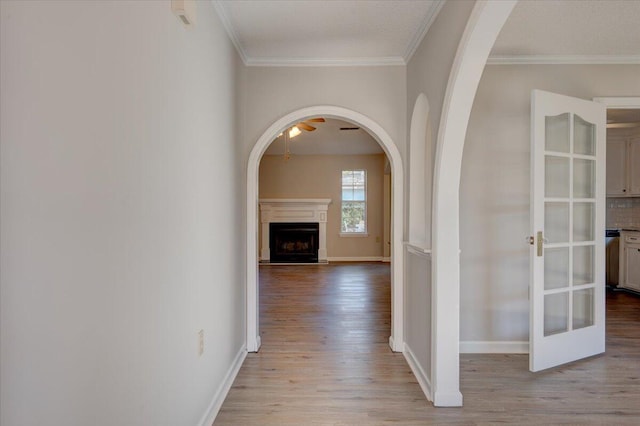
(530, 90, 605, 372)
(542, 113, 596, 337)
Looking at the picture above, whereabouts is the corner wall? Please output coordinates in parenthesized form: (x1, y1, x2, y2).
(0, 1, 244, 424)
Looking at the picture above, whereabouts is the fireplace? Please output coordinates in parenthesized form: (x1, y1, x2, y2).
(259, 199, 331, 263)
(269, 222, 319, 263)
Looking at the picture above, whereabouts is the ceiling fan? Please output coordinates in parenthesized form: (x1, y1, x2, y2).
(278, 117, 325, 160)
(278, 117, 325, 138)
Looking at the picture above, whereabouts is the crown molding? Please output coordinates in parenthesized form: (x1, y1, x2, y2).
(404, 0, 445, 63)
(244, 57, 406, 67)
(212, 0, 441, 68)
(487, 54, 640, 65)
(211, 0, 248, 65)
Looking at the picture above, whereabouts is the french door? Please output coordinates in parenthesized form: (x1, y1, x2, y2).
(530, 90, 606, 372)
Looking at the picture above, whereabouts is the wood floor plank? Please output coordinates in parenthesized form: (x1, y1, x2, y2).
(215, 263, 640, 425)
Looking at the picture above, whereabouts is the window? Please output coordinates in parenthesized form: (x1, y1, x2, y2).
(341, 170, 367, 234)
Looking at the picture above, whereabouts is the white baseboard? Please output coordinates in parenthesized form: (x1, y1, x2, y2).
(460, 340, 529, 354)
(433, 390, 463, 407)
(387, 335, 402, 352)
(327, 256, 383, 262)
(382, 257, 391, 263)
(198, 346, 247, 426)
(403, 343, 432, 402)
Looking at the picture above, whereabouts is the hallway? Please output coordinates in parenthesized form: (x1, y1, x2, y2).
(215, 263, 640, 425)
(215, 262, 426, 424)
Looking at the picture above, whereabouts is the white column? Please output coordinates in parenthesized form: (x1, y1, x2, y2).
(318, 209, 328, 262)
(260, 209, 271, 261)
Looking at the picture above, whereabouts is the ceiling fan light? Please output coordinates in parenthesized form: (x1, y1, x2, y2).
(289, 126, 302, 138)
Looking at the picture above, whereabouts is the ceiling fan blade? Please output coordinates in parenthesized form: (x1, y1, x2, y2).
(297, 122, 316, 132)
(306, 118, 325, 123)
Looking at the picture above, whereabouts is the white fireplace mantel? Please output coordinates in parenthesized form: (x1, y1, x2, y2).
(259, 198, 332, 262)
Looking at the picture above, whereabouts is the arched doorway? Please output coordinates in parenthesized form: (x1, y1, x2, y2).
(430, 0, 517, 406)
(246, 106, 405, 353)
(444, 3, 634, 410)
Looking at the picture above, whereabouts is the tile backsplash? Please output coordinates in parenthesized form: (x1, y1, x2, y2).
(607, 198, 640, 228)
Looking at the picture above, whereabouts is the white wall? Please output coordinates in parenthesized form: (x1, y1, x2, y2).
(403, 250, 432, 398)
(461, 64, 640, 344)
(242, 66, 407, 162)
(407, 1, 475, 166)
(0, 1, 244, 425)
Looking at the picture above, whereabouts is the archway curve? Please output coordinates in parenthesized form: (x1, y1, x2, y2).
(246, 105, 405, 353)
(430, 0, 517, 407)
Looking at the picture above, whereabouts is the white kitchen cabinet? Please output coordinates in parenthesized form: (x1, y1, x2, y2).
(619, 231, 640, 292)
(624, 244, 640, 292)
(607, 135, 640, 197)
(606, 139, 627, 195)
(629, 138, 640, 195)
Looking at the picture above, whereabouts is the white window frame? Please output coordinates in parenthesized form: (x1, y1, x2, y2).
(340, 169, 368, 237)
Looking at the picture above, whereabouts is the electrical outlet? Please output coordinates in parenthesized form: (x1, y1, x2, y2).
(198, 329, 204, 356)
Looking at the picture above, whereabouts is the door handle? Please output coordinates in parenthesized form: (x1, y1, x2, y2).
(529, 233, 544, 256)
(537, 231, 544, 257)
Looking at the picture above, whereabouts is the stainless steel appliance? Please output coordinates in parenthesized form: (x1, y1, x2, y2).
(606, 229, 620, 286)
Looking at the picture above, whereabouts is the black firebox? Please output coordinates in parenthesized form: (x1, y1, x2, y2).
(269, 222, 319, 263)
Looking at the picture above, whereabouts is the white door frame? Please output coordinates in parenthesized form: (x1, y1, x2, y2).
(430, 0, 517, 407)
(594, 97, 640, 109)
(246, 105, 405, 353)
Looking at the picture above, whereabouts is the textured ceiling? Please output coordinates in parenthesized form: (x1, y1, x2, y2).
(213, 0, 443, 65)
(490, 0, 640, 63)
(263, 118, 384, 156)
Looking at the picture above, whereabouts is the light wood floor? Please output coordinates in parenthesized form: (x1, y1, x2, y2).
(215, 263, 640, 425)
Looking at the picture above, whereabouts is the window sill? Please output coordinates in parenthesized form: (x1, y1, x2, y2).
(339, 232, 369, 238)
